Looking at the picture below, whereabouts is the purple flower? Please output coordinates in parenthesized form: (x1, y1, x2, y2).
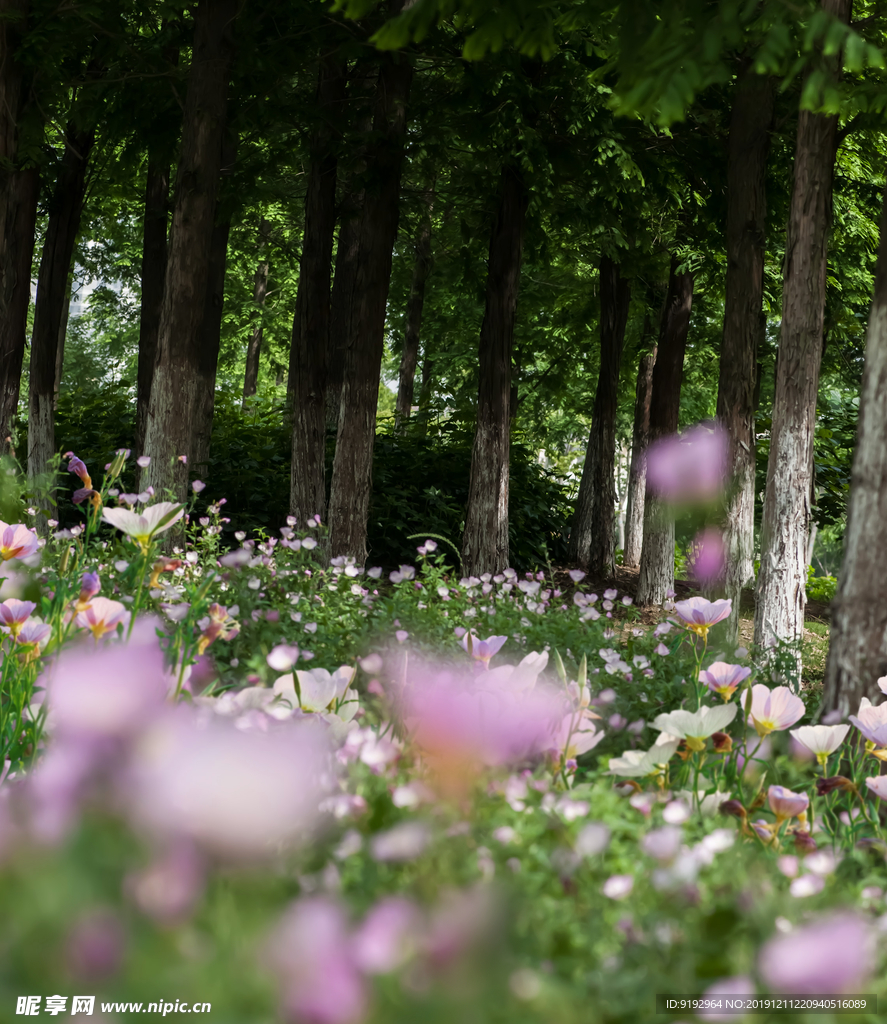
(645, 422, 728, 503)
(65, 453, 92, 488)
(568, 569, 586, 583)
(459, 632, 508, 666)
(757, 913, 874, 995)
(192, 479, 206, 494)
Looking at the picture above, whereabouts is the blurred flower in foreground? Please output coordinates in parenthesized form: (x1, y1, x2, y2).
(757, 913, 874, 994)
(400, 658, 564, 794)
(645, 422, 728, 503)
(688, 528, 725, 586)
(128, 714, 331, 860)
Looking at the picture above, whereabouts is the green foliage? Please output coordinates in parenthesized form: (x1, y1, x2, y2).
(806, 564, 838, 604)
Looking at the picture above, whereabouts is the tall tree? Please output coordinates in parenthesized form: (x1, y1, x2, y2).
(568, 255, 632, 575)
(716, 63, 774, 641)
(0, 0, 38, 451)
(242, 215, 272, 405)
(324, 63, 377, 430)
(823, 185, 887, 715)
(327, 39, 413, 560)
(623, 342, 656, 569)
(461, 164, 528, 575)
(289, 56, 346, 528)
(636, 256, 694, 605)
(28, 120, 96, 489)
(753, 0, 852, 653)
(395, 185, 435, 432)
(135, 158, 170, 455)
(143, 0, 237, 497)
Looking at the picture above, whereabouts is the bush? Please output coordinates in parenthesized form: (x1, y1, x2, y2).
(47, 387, 573, 570)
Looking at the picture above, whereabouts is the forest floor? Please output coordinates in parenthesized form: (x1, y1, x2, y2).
(552, 565, 831, 694)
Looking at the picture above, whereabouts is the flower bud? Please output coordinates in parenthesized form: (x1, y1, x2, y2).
(792, 830, 818, 854)
(711, 731, 733, 753)
(815, 775, 857, 797)
(719, 799, 747, 821)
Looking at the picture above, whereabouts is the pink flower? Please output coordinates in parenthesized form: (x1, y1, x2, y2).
(645, 422, 728, 503)
(75, 597, 131, 640)
(865, 776, 887, 800)
(768, 785, 809, 823)
(673, 596, 732, 638)
(0, 598, 37, 638)
(757, 913, 874, 994)
(699, 662, 752, 701)
(0, 522, 39, 562)
(747, 684, 806, 737)
(698, 977, 755, 1021)
(849, 697, 887, 747)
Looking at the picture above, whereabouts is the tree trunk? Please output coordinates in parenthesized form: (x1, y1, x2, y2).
(289, 56, 346, 527)
(636, 257, 694, 605)
(28, 122, 95, 493)
(754, 0, 851, 654)
(242, 215, 272, 405)
(135, 158, 170, 456)
(823, 190, 887, 713)
(395, 186, 435, 432)
(624, 342, 656, 568)
(142, 0, 236, 499)
(716, 64, 774, 642)
(192, 161, 234, 478)
(324, 64, 377, 431)
(53, 273, 72, 409)
(461, 165, 529, 576)
(327, 46, 413, 560)
(568, 256, 632, 575)
(0, 0, 38, 451)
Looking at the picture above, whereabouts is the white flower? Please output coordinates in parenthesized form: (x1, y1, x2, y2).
(608, 738, 681, 778)
(274, 666, 354, 713)
(790, 724, 850, 762)
(102, 501, 184, 551)
(652, 704, 737, 750)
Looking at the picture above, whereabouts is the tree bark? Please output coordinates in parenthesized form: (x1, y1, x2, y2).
(324, 64, 377, 431)
(624, 342, 656, 568)
(716, 64, 774, 641)
(142, 0, 236, 499)
(568, 256, 632, 575)
(135, 158, 170, 456)
(241, 215, 272, 405)
(327, 46, 413, 560)
(28, 122, 95, 491)
(823, 190, 887, 714)
(461, 165, 529, 576)
(636, 257, 694, 605)
(0, 0, 38, 451)
(395, 186, 435, 432)
(289, 56, 346, 527)
(754, 0, 851, 654)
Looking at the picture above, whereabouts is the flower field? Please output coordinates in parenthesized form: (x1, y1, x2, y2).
(0, 450, 885, 1024)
